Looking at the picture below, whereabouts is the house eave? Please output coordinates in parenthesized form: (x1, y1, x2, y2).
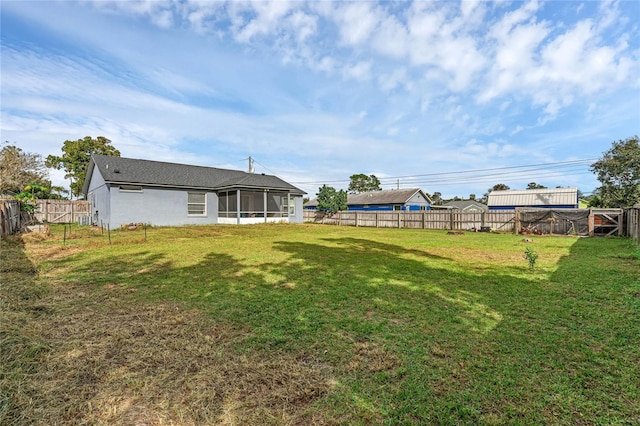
(104, 180, 305, 194)
(216, 184, 305, 194)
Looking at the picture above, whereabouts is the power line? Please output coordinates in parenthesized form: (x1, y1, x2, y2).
(290, 158, 596, 186)
(389, 165, 590, 186)
(388, 170, 591, 188)
(250, 157, 279, 176)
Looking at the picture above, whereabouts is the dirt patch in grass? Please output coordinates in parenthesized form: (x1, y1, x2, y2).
(30, 300, 333, 425)
(2, 237, 335, 426)
(348, 339, 400, 373)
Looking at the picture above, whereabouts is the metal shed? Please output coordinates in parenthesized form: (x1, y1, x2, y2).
(488, 188, 578, 210)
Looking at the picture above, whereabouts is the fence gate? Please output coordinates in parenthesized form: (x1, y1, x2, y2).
(35, 200, 91, 224)
(589, 209, 624, 236)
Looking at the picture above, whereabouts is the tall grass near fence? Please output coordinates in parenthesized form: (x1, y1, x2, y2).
(2, 224, 639, 425)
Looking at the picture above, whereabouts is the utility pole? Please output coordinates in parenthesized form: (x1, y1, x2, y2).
(248, 156, 254, 174)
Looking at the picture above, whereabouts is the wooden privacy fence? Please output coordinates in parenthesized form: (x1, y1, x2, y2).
(1, 199, 21, 239)
(628, 206, 640, 243)
(304, 208, 637, 238)
(34, 200, 90, 224)
(303, 210, 516, 232)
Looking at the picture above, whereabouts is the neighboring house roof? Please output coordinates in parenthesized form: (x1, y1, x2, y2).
(347, 188, 429, 205)
(487, 188, 578, 207)
(82, 155, 305, 195)
(442, 200, 488, 211)
(304, 198, 319, 208)
(304, 188, 431, 208)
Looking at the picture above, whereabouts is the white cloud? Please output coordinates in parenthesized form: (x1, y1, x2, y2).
(332, 2, 381, 46)
(287, 10, 317, 43)
(2, 0, 638, 197)
(91, 0, 176, 29)
(404, 2, 485, 91)
(460, 0, 486, 24)
(510, 125, 524, 136)
(231, 1, 293, 42)
(378, 68, 409, 92)
(182, 1, 225, 34)
(372, 15, 409, 58)
(478, 19, 550, 103)
(477, 0, 638, 121)
(461, 139, 517, 158)
(343, 61, 372, 81)
(488, 0, 541, 40)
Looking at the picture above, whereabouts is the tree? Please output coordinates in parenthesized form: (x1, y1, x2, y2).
(469, 194, 476, 201)
(481, 184, 510, 204)
(0, 143, 49, 195)
(348, 173, 381, 194)
(51, 185, 70, 199)
(489, 183, 510, 192)
(45, 136, 120, 198)
(430, 191, 443, 205)
(14, 181, 61, 212)
(590, 136, 640, 208)
(527, 182, 547, 189)
(317, 185, 348, 213)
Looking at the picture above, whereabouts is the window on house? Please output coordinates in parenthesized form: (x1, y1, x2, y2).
(394, 205, 402, 211)
(282, 197, 290, 217)
(188, 192, 206, 216)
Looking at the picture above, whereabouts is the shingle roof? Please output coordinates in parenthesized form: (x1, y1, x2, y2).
(347, 188, 425, 205)
(83, 155, 305, 195)
(304, 188, 428, 207)
(442, 200, 488, 210)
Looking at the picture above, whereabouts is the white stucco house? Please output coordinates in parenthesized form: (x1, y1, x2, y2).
(82, 155, 306, 228)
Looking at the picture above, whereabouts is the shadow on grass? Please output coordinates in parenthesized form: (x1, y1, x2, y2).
(17, 229, 640, 425)
(69, 235, 531, 423)
(0, 236, 51, 424)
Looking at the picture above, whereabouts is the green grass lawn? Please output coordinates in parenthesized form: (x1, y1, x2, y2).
(2, 223, 639, 425)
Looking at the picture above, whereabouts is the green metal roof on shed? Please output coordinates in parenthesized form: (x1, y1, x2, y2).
(82, 155, 305, 195)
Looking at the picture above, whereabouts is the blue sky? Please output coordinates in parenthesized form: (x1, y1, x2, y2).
(1, 0, 638, 198)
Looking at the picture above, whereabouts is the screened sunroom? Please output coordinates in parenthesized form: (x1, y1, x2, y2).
(217, 189, 295, 224)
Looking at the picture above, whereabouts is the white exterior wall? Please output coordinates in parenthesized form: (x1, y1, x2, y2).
(291, 196, 304, 223)
(406, 192, 430, 207)
(109, 186, 218, 228)
(85, 166, 303, 227)
(86, 168, 111, 226)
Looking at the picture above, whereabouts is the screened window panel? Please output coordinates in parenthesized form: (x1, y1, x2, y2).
(267, 194, 282, 212)
(217, 191, 237, 217)
(218, 194, 227, 212)
(241, 191, 264, 212)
